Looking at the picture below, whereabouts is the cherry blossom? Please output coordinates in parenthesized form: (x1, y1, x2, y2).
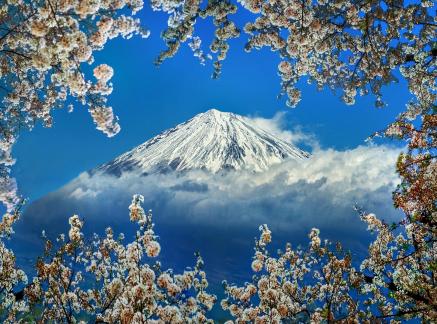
(22, 195, 216, 323)
(0, 0, 149, 210)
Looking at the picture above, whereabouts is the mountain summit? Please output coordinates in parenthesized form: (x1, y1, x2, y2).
(97, 109, 309, 176)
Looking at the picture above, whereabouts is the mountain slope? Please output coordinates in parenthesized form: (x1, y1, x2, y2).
(97, 109, 309, 176)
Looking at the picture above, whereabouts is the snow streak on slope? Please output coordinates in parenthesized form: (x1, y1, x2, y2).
(97, 109, 309, 176)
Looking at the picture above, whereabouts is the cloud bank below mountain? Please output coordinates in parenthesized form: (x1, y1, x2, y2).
(65, 144, 401, 230)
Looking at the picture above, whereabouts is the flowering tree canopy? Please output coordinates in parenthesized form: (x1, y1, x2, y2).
(2, 195, 216, 323)
(153, 0, 435, 110)
(0, 0, 435, 322)
(222, 213, 436, 322)
(0, 0, 149, 210)
(221, 226, 365, 323)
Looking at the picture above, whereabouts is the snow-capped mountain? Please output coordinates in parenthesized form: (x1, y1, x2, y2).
(96, 109, 309, 176)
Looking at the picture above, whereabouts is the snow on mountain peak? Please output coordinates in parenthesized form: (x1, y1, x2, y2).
(97, 109, 309, 176)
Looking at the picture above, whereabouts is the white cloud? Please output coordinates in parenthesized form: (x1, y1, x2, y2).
(70, 187, 99, 199)
(245, 112, 319, 149)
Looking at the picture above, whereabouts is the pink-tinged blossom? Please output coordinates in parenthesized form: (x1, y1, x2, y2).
(93, 64, 114, 82)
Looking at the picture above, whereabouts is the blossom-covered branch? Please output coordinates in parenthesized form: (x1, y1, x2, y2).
(0, 0, 149, 210)
(154, 0, 435, 110)
(4, 195, 216, 323)
(221, 225, 366, 322)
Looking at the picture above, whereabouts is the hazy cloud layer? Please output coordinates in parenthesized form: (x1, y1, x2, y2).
(246, 112, 320, 149)
(60, 144, 401, 231)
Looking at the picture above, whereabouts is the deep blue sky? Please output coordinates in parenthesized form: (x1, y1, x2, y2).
(12, 7, 410, 202)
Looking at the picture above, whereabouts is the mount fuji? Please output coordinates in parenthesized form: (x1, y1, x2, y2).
(15, 109, 399, 301)
(95, 109, 309, 177)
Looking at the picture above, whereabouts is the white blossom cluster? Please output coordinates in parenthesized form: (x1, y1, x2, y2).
(188, 36, 209, 65)
(221, 224, 365, 323)
(0, 0, 149, 210)
(151, 1, 435, 112)
(369, 99, 437, 321)
(0, 209, 27, 323)
(358, 208, 437, 321)
(20, 195, 216, 323)
(222, 210, 437, 322)
(237, 0, 436, 110)
(152, 0, 240, 78)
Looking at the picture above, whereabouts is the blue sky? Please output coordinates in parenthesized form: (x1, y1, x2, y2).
(12, 8, 410, 202)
